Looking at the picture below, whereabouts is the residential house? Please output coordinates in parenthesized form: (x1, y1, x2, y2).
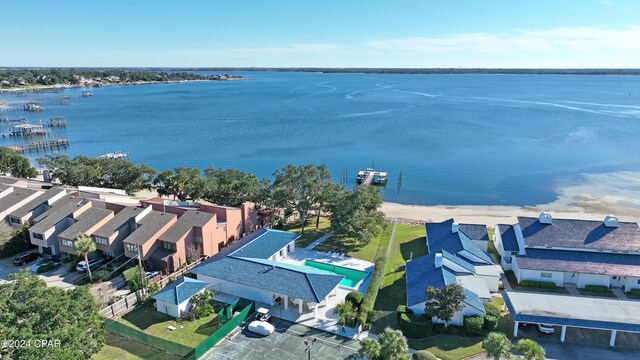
(0, 187, 43, 224)
(406, 219, 501, 326)
(191, 229, 343, 319)
(91, 206, 152, 257)
(57, 207, 114, 258)
(495, 212, 640, 292)
(151, 210, 217, 272)
(151, 277, 209, 318)
(6, 188, 67, 227)
(122, 210, 177, 264)
(29, 196, 91, 255)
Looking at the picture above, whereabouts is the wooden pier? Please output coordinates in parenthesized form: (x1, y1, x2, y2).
(10, 123, 47, 136)
(7, 139, 69, 153)
(48, 116, 67, 127)
(356, 168, 388, 185)
(23, 102, 43, 111)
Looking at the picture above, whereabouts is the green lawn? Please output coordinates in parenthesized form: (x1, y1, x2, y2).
(117, 302, 220, 348)
(93, 332, 181, 360)
(314, 222, 394, 262)
(409, 337, 485, 360)
(283, 217, 331, 248)
(486, 227, 501, 263)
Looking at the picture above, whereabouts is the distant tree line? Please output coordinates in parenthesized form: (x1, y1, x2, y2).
(172, 67, 640, 76)
(0, 69, 240, 88)
(37, 154, 385, 244)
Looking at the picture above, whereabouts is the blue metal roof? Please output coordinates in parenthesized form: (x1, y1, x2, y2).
(503, 290, 640, 333)
(425, 219, 492, 264)
(231, 228, 300, 259)
(442, 249, 476, 274)
(191, 256, 343, 303)
(518, 216, 640, 252)
(516, 249, 640, 277)
(459, 232, 493, 264)
(496, 224, 519, 252)
(151, 277, 209, 305)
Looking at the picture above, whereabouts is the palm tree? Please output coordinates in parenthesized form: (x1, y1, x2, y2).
(378, 327, 409, 360)
(75, 234, 97, 282)
(357, 338, 381, 360)
(515, 339, 545, 360)
(334, 302, 357, 330)
(482, 332, 513, 360)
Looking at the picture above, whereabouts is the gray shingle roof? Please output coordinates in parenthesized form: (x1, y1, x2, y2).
(0, 187, 38, 213)
(58, 207, 113, 240)
(192, 256, 343, 302)
(231, 228, 299, 259)
(518, 216, 640, 252)
(8, 188, 65, 218)
(122, 211, 176, 246)
(516, 249, 640, 277)
(504, 290, 640, 333)
(459, 224, 489, 241)
(30, 196, 85, 234)
(151, 277, 209, 305)
(496, 224, 519, 252)
(92, 206, 144, 238)
(158, 210, 215, 243)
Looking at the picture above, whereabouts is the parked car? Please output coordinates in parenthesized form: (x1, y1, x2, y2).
(14, 252, 40, 266)
(537, 323, 555, 334)
(27, 260, 49, 273)
(145, 271, 161, 281)
(76, 258, 106, 272)
(256, 307, 271, 322)
(247, 320, 275, 336)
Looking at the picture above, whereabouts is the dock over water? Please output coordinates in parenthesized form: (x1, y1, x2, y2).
(356, 168, 388, 185)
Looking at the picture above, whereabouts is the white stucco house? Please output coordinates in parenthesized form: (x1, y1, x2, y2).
(495, 212, 640, 293)
(151, 277, 209, 318)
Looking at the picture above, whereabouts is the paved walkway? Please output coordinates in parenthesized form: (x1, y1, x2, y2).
(612, 288, 629, 300)
(565, 283, 580, 296)
(305, 233, 332, 250)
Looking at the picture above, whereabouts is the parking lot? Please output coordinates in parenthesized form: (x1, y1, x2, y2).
(517, 323, 640, 349)
(0, 250, 82, 289)
(206, 319, 361, 360)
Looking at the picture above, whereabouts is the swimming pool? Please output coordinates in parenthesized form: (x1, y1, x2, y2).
(303, 260, 368, 288)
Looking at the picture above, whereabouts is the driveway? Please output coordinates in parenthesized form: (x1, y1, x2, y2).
(0, 251, 82, 289)
(206, 319, 360, 360)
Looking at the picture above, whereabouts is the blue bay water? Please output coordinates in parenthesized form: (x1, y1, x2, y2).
(2, 72, 640, 206)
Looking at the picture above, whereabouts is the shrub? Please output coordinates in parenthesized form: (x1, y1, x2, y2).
(399, 313, 433, 338)
(36, 262, 60, 273)
(359, 256, 387, 326)
(584, 285, 608, 293)
(93, 269, 111, 281)
(630, 288, 640, 296)
(412, 350, 438, 360)
(484, 315, 498, 331)
(484, 302, 500, 317)
(464, 316, 485, 336)
(69, 256, 83, 272)
(433, 323, 446, 335)
(520, 280, 556, 289)
(396, 304, 413, 322)
(346, 290, 364, 308)
(446, 325, 462, 335)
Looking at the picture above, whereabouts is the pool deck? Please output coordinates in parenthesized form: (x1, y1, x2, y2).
(280, 248, 375, 293)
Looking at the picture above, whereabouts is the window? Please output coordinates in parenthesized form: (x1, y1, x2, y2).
(94, 236, 108, 245)
(61, 239, 75, 248)
(195, 235, 202, 243)
(9, 217, 21, 225)
(126, 244, 138, 253)
(33, 233, 44, 240)
(541, 272, 552, 278)
(637, 279, 640, 285)
(160, 242, 176, 251)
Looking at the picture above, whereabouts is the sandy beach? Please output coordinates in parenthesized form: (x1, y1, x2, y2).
(382, 170, 640, 226)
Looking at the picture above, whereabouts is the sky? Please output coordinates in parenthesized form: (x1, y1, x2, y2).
(1, 0, 639, 68)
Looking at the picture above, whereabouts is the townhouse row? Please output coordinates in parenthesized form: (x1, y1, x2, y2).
(0, 177, 259, 272)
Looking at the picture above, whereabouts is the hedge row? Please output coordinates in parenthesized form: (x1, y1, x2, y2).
(520, 280, 556, 288)
(483, 302, 500, 317)
(412, 350, 438, 360)
(630, 288, 640, 296)
(36, 263, 60, 273)
(584, 285, 609, 293)
(359, 256, 387, 326)
(399, 313, 433, 338)
(463, 316, 484, 335)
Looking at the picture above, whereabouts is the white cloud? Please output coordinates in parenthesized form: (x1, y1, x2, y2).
(368, 26, 640, 54)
